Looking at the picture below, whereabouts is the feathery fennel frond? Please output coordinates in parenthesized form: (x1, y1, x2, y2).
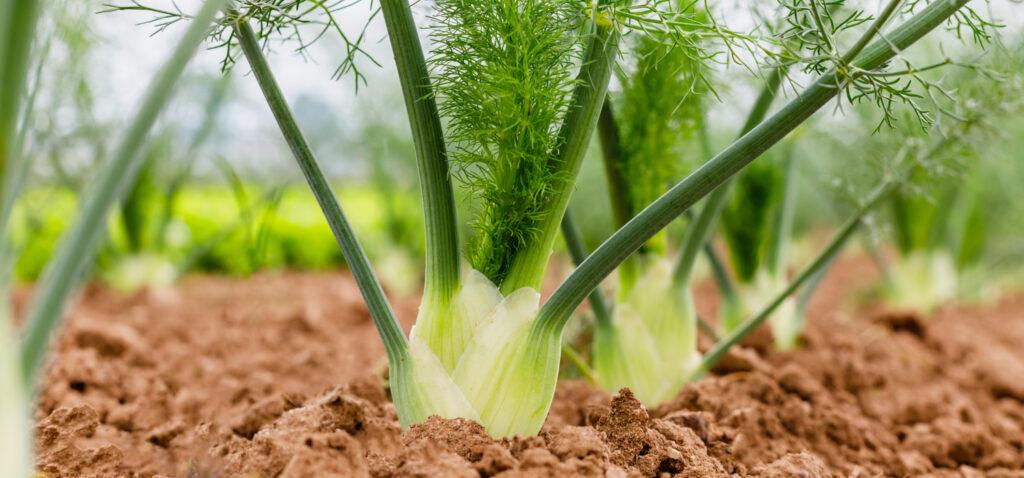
(614, 3, 710, 253)
(776, 0, 1000, 131)
(430, 0, 583, 285)
(904, 0, 1000, 46)
(103, 0, 381, 88)
(607, 0, 774, 76)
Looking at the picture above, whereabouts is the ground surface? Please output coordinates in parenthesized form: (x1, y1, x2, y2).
(19, 258, 1024, 477)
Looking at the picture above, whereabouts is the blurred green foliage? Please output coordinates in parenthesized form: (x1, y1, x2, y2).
(10, 183, 424, 282)
(719, 152, 786, 283)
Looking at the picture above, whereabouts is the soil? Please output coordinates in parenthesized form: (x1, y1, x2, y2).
(19, 258, 1024, 477)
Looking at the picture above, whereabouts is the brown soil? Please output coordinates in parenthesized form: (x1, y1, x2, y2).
(21, 259, 1024, 477)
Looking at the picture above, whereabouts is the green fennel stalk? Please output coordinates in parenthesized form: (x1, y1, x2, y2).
(680, 67, 785, 334)
(560, 212, 613, 328)
(9, 3, 224, 475)
(0, 0, 42, 239)
(233, 20, 407, 364)
(19, 0, 227, 384)
(0, 31, 48, 246)
(1, 0, 43, 472)
(380, 0, 461, 306)
(596, 98, 641, 289)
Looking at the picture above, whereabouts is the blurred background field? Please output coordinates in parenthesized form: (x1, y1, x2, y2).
(10, 0, 1024, 303)
(10, 184, 424, 280)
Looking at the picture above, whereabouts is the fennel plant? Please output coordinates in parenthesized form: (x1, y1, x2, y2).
(115, 0, 997, 438)
(581, 0, 719, 405)
(875, 46, 1023, 310)
(535, 0, 995, 415)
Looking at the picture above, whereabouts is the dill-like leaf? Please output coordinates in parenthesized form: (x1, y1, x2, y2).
(775, 0, 1002, 131)
(614, 4, 710, 253)
(102, 0, 381, 89)
(430, 0, 583, 284)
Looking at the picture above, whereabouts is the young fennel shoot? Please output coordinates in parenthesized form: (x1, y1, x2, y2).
(584, 40, 798, 403)
(698, 171, 903, 374)
(717, 139, 805, 348)
(552, 0, 717, 405)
